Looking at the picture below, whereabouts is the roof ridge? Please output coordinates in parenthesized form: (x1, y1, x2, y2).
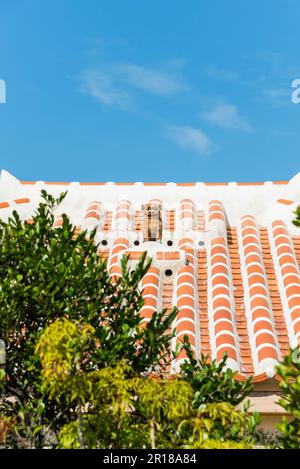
(20, 180, 289, 186)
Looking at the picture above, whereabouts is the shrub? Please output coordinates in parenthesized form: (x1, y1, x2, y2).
(180, 336, 253, 406)
(276, 347, 300, 449)
(0, 192, 176, 447)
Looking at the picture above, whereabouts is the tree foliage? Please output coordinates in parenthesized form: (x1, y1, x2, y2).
(276, 347, 300, 448)
(293, 207, 300, 228)
(0, 191, 176, 447)
(36, 319, 258, 449)
(180, 336, 253, 406)
(275, 208, 300, 449)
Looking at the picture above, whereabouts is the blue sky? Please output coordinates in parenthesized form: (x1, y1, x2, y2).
(1, 0, 300, 182)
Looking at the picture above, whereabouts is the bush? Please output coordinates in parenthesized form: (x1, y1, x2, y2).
(276, 347, 300, 449)
(180, 336, 253, 406)
(0, 192, 176, 448)
(36, 319, 258, 449)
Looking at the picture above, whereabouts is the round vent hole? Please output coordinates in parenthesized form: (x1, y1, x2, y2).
(134, 240, 140, 246)
(165, 269, 173, 277)
(101, 239, 108, 246)
(167, 240, 173, 246)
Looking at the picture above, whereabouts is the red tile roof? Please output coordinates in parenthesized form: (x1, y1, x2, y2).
(1, 169, 300, 381)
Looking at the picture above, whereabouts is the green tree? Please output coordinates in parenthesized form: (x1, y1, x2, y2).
(36, 317, 192, 449)
(0, 191, 176, 447)
(276, 347, 300, 448)
(177, 401, 258, 448)
(293, 207, 300, 228)
(36, 318, 258, 449)
(275, 207, 300, 448)
(180, 337, 253, 407)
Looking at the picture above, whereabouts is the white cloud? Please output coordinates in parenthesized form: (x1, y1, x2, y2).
(201, 104, 251, 131)
(81, 60, 186, 109)
(81, 70, 133, 110)
(117, 63, 185, 96)
(165, 125, 213, 155)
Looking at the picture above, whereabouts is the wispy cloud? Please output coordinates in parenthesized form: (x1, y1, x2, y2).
(165, 125, 213, 155)
(81, 60, 186, 109)
(204, 53, 298, 111)
(82, 70, 133, 110)
(117, 63, 186, 96)
(201, 104, 252, 131)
